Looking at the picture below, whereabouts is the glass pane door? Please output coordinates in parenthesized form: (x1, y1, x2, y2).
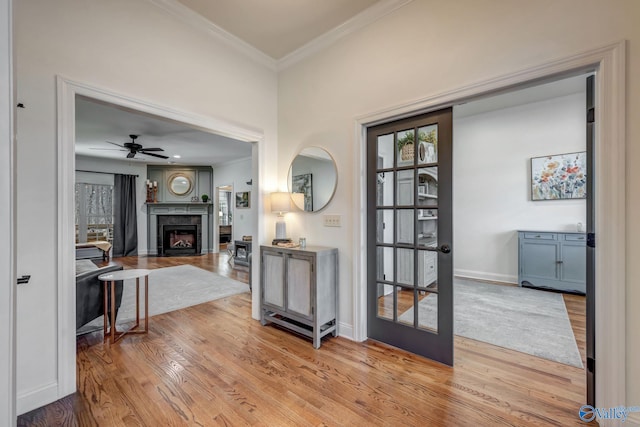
(367, 108, 453, 365)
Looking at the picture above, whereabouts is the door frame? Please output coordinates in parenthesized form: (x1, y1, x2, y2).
(353, 41, 626, 411)
(55, 77, 265, 399)
(0, 0, 16, 424)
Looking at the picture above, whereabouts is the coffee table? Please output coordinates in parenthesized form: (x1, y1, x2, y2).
(98, 268, 152, 344)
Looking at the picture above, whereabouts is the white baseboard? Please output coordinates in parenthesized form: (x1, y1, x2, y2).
(454, 269, 517, 285)
(16, 381, 58, 415)
(338, 321, 354, 341)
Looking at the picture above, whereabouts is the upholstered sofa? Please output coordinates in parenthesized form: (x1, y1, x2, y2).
(75, 260, 124, 332)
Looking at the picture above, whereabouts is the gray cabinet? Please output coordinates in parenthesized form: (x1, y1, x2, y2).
(260, 245, 338, 348)
(518, 231, 586, 294)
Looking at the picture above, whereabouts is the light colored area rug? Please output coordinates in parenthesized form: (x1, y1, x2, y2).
(79, 264, 249, 333)
(398, 279, 583, 368)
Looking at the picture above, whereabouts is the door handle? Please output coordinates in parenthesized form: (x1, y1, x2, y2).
(17, 275, 31, 285)
(425, 244, 451, 254)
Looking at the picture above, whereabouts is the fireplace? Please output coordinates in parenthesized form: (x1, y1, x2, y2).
(157, 214, 202, 256)
(163, 225, 198, 256)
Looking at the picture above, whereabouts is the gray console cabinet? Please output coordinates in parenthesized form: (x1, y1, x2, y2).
(518, 231, 586, 294)
(260, 245, 338, 348)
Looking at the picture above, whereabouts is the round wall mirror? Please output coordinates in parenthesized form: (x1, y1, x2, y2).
(287, 147, 337, 212)
(168, 174, 193, 196)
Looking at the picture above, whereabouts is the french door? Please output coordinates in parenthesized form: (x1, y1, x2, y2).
(367, 108, 453, 365)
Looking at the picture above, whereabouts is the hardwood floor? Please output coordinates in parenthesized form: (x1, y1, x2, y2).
(18, 255, 587, 426)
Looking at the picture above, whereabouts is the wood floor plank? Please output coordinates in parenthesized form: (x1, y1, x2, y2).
(18, 253, 589, 426)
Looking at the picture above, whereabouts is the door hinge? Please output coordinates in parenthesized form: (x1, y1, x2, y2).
(587, 233, 596, 248)
(587, 357, 596, 374)
(587, 107, 595, 124)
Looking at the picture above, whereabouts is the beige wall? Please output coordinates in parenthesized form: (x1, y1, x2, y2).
(278, 0, 639, 409)
(14, 0, 277, 414)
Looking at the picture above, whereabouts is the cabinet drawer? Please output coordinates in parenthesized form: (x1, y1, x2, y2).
(563, 234, 586, 242)
(523, 232, 556, 240)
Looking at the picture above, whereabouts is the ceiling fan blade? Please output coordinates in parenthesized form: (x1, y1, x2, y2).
(139, 147, 164, 152)
(126, 152, 136, 159)
(140, 151, 169, 159)
(90, 148, 126, 151)
(106, 141, 125, 148)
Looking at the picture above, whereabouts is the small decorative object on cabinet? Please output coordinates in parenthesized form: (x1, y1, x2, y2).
(518, 231, 586, 294)
(260, 245, 338, 348)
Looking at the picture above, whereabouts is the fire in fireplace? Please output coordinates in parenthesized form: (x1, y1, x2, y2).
(161, 224, 199, 256)
(169, 230, 194, 248)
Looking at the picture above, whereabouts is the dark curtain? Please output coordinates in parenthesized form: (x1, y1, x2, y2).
(113, 174, 138, 257)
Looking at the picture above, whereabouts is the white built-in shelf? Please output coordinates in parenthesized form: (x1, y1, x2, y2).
(418, 216, 438, 221)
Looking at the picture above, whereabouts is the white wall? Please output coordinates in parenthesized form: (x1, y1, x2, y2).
(277, 0, 640, 412)
(213, 157, 254, 242)
(14, 0, 277, 414)
(75, 155, 148, 254)
(453, 93, 586, 283)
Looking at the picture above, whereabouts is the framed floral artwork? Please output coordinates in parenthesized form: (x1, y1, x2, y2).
(531, 152, 587, 200)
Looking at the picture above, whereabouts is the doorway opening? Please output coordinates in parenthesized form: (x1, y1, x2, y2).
(449, 73, 591, 386)
(368, 69, 600, 401)
(217, 184, 233, 251)
(59, 77, 264, 397)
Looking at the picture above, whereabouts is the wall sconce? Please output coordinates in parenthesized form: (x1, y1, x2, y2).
(270, 192, 292, 244)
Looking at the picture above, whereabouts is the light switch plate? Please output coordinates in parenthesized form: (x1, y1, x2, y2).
(323, 214, 342, 227)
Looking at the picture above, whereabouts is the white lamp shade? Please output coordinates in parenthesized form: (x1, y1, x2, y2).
(270, 192, 291, 214)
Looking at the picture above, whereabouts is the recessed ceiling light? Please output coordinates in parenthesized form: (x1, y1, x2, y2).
(173, 155, 181, 159)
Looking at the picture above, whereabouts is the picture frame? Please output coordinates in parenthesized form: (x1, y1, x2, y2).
(235, 191, 250, 208)
(292, 173, 313, 211)
(530, 151, 587, 201)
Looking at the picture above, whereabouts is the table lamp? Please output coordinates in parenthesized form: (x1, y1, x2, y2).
(270, 192, 291, 243)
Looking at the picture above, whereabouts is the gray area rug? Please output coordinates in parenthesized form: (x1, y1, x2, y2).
(398, 279, 583, 368)
(79, 264, 249, 333)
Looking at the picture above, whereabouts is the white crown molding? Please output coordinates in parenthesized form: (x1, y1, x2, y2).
(278, 0, 414, 70)
(147, 0, 278, 70)
(148, 0, 414, 72)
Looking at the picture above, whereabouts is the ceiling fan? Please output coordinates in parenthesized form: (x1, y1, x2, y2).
(102, 134, 169, 159)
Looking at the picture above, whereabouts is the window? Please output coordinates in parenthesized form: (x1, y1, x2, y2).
(75, 183, 114, 243)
